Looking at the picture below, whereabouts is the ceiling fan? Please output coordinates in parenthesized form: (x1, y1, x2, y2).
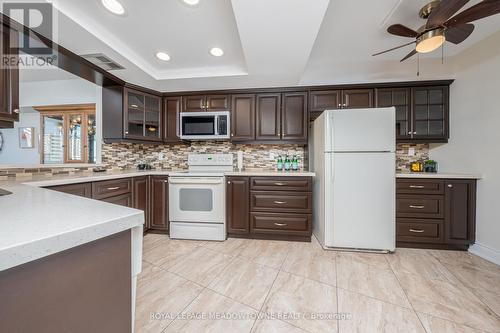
(373, 0, 500, 62)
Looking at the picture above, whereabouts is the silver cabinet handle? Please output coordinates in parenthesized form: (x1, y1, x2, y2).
(408, 131, 412, 135)
(413, 131, 417, 134)
(274, 182, 285, 186)
(409, 185, 425, 189)
(409, 229, 425, 233)
(107, 186, 120, 190)
(447, 184, 453, 188)
(13, 109, 19, 114)
(409, 205, 425, 209)
(227, 181, 231, 184)
(164, 180, 168, 183)
(274, 201, 287, 204)
(338, 104, 342, 108)
(274, 223, 288, 227)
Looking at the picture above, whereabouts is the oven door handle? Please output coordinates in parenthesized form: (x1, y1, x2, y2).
(168, 178, 223, 185)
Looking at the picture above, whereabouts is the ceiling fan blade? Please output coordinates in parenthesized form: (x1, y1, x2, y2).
(400, 50, 417, 62)
(445, 0, 500, 27)
(446, 23, 475, 44)
(387, 24, 419, 38)
(427, 0, 470, 28)
(372, 41, 416, 56)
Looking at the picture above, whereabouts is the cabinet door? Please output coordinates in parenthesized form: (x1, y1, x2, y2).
(124, 89, 145, 139)
(133, 177, 149, 230)
(231, 94, 255, 141)
(0, 23, 19, 127)
(182, 95, 206, 112)
(282, 92, 307, 141)
(342, 89, 374, 109)
(163, 97, 181, 143)
(256, 94, 281, 141)
(376, 88, 411, 140)
(309, 90, 341, 111)
(150, 176, 169, 231)
(445, 180, 476, 245)
(206, 95, 230, 111)
(412, 86, 449, 141)
(144, 95, 162, 141)
(226, 177, 250, 235)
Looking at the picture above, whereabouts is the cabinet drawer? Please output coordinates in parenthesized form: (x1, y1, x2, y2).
(250, 192, 312, 213)
(396, 195, 444, 218)
(250, 177, 312, 192)
(250, 213, 311, 236)
(397, 179, 444, 194)
(397, 219, 444, 243)
(92, 178, 133, 200)
(99, 193, 133, 208)
(47, 182, 92, 198)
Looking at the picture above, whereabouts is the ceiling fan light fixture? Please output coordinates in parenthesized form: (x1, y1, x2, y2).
(416, 28, 445, 53)
(101, 0, 125, 16)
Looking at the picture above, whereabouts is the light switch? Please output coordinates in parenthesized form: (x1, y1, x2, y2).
(408, 148, 415, 157)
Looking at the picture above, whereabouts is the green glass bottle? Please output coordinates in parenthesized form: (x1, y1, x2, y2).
(292, 155, 299, 171)
(277, 155, 283, 171)
(284, 155, 291, 171)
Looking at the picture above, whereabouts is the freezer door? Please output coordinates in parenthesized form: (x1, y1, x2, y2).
(328, 152, 395, 251)
(326, 108, 395, 152)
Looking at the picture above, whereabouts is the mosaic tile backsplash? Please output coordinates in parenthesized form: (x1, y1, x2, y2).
(101, 141, 306, 171)
(0, 142, 429, 176)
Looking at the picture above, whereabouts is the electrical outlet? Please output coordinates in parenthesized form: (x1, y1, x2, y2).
(408, 148, 415, 157)
(158, 153, 164, 161)
(269, 152, 275, 161)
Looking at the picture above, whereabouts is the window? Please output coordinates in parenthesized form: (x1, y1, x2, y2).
(36, 104, 96, 164)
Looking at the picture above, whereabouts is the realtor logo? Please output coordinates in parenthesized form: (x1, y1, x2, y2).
(1, 1, 58, 68)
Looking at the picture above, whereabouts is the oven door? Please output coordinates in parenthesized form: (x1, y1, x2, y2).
(169, 177, 225, 223)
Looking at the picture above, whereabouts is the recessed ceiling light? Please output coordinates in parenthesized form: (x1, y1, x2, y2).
(210, 47, 224, 57)
(101, 0, 125, 16)
(156, 52, 171, 61)
(183, 0, 200, 5)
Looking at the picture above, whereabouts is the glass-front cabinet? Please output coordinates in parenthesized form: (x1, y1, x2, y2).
(376, 86, 449, 143)
(124, 88, 161, 141)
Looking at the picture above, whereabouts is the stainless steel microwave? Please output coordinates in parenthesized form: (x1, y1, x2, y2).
(179, 111, 230, 140)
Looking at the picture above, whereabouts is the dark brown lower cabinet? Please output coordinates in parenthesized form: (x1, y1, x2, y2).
(100, 193, 133, 207)
(149, 176, 169, 232)
(133, 177, 149, 232)
(226, 177, 250, 235)
(226, 176, 313, 241)
(396, 178, 476, 250)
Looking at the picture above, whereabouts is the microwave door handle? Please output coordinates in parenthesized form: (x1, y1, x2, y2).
(215, 116, 219, 135)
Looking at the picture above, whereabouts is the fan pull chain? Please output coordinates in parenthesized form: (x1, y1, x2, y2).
(442, 43, 444, 64)
(417, 53, 420, 77)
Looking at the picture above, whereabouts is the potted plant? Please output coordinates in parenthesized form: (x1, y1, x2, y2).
(424, 159, 438, 173)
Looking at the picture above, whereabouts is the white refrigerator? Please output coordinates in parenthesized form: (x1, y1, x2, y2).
(311, 108, 396, 252)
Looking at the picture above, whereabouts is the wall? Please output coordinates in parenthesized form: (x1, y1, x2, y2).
(430, 31, 500, 264)
(0, 79, 102, 166)
(102, 142, 305, 171)
(0, 109, 40, 164)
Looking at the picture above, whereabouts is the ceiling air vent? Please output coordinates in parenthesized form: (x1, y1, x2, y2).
(81, 53, 125, 71)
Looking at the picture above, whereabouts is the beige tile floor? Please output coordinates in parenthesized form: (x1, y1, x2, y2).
(137, 234, 500, 333)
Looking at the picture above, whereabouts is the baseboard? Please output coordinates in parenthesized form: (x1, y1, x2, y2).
(469, 243, 500, 266)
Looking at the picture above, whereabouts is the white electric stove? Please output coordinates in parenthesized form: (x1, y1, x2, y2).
(169, 154, 233, 241)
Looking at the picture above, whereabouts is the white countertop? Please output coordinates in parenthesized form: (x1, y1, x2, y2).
(0, 180, 144, 271)
(225, 170, 315, 177)
(396, 172, 482, 179)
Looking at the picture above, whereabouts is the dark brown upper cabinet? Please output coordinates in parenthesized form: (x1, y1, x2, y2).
(308, 89, 373, 120)
(376, 88, 411, 141)
(282, 92, 307, 141)
(163, 96, 181, 143)
(411, 86, 449, 142)
(342, 89, 374, 109)
(0, 23, 19, 129)
(182, 94, 230, 112)
(124, 88, 162, 142)
(256, 93, 281, 141)
(231, 94, 255, 141)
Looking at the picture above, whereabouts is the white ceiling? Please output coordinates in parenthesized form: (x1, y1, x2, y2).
(5, 0, 500, 91)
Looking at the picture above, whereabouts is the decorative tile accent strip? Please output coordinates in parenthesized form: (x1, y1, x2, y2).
(396, 143, 430, 172)
(101, 141, 306, 171)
